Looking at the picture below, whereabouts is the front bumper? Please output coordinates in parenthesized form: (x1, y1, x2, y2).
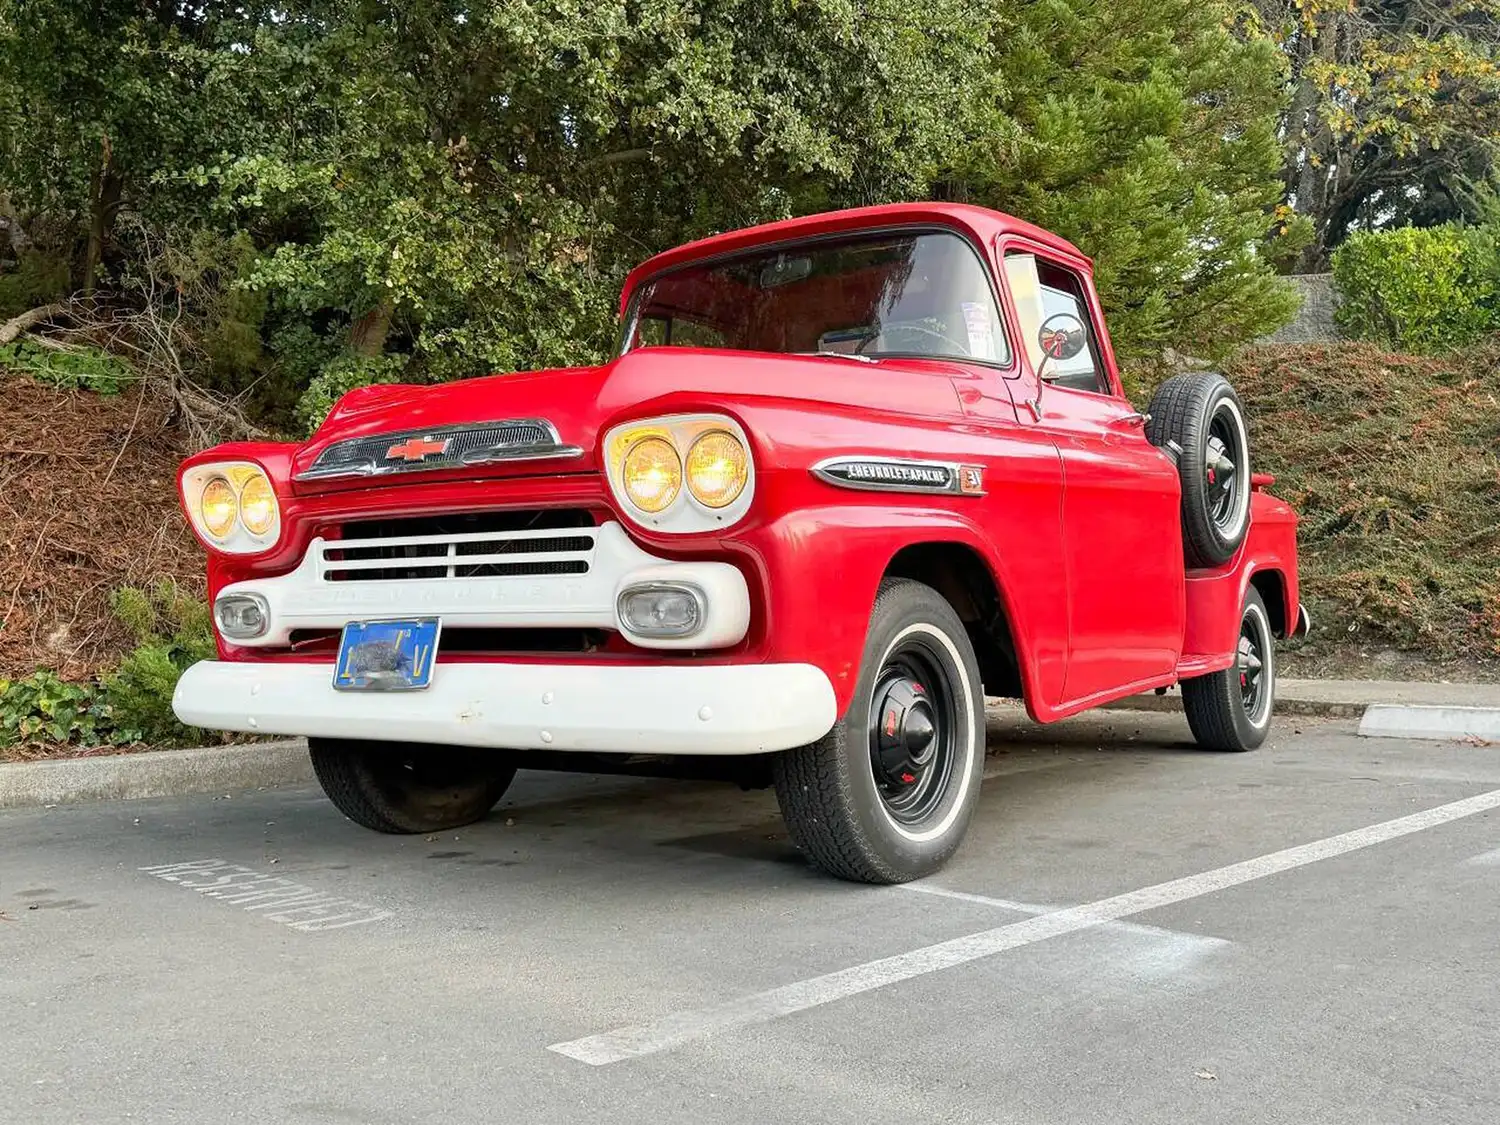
(172, 659, 838, 756)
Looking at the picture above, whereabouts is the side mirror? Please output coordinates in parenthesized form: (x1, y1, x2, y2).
(1038, 313, 1087, 363)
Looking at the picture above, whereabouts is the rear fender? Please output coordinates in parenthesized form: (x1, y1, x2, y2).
(1179, 492, 1300, 677)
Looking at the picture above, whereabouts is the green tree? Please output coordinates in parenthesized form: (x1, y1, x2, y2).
(1256, 0, 1500, 270)
(941, 0, 1298, 359)
(0, 1, 268, 289)
(215, 0, 1003, 399)
(0, 0, 1295, 423)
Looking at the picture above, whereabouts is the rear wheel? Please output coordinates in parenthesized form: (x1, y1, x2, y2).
(309, 739, 516, 833)
(773, 578, 985, 883)
(1182, 587, 1276, 752)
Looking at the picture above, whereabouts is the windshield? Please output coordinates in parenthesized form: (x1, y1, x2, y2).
(622, 230, 1010, 365)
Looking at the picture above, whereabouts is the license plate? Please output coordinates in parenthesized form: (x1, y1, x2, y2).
(333, 619, 441, 692)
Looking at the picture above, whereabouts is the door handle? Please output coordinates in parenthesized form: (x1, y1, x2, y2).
(1114, 411, 1151, 428)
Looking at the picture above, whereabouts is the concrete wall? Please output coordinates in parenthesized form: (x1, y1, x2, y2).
(1257, 273, 1341, 345)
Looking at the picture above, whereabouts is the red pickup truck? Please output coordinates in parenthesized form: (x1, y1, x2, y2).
(173, 203, 1304, 883)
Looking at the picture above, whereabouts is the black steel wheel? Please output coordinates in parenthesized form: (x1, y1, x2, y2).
(1146, 372, 1253, 568)
(868, 642, 961, 828)
(773, 578, 986, 883)
(309, 738, 517, 833)
(1204, 410, 1244, 533)
(1182, 586, 1276, 751)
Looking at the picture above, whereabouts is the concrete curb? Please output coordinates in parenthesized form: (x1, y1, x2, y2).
(0, 740, 311, 810)
(1358, 705, 1500, 743)
(1104, 693, 1368, 720)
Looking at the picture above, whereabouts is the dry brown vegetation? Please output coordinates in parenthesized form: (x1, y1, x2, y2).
(1227, 342, 1500, 674)
(0, 375, 201, 680)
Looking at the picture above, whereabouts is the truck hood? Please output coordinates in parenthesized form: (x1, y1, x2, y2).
(291, 348, 969, 492)
(291, 364, 612, 491)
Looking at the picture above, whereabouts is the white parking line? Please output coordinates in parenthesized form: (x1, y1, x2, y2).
(895, 881, 1232, 983)
(1462, 846, 1500, 866)
(548, 786, 1500, 1066)
(895, 881, 1227, 945)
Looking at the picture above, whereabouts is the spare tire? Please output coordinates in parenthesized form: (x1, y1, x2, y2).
(1145, 372, 1251, 568)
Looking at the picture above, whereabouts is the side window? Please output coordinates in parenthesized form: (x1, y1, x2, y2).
(632, 314, 727, 350)
(1003, 252, 1108, 394)
(635, 316, 669, 348)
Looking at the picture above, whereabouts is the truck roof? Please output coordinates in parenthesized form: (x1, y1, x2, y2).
(619, 202, 1091, 315)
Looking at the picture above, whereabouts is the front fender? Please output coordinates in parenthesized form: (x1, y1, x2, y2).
(724, 503, 1062, 718)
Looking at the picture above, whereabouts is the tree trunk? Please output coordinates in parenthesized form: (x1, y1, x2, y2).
(0, 193, 29, 256)
(83, 135, 120, 295)
(0, 302, 68, 345)
(1279, 12, 1354, 273)
(348, 296, 395, 357)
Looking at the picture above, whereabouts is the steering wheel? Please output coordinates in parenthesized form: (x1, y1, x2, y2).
(863, 321, 970, 356)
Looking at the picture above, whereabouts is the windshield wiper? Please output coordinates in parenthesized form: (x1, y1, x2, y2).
(793, 351, 878, 364)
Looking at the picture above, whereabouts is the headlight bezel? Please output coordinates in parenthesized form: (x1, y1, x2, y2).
(181, 461, 283, 554)
(602, 413, 755, 533)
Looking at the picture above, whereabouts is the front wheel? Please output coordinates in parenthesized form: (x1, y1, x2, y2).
(773, 578, 986, 883)
(1181, 586, 1276, 751)
(309, 739, 517, 833)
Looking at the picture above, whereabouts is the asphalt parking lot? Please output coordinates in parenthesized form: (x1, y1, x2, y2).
(3, 709, 1498, 1125)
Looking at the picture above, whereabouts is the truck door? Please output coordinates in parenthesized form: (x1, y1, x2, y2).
(945, 374, 1071, 714)
(1000, 246, 1185, 705)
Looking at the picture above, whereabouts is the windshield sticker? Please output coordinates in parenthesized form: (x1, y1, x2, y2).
(961, 302, 995, 360)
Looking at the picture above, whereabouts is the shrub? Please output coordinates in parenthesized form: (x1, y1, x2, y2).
(1331, 226, 1498, 353)
(295, 352, 410, 435)
(0, 248, 69, 317)
(0, 671, 113, 747)
(0, 338, 133, 393)
(102, 581, 215, 744)
(0, 582, 215, 752)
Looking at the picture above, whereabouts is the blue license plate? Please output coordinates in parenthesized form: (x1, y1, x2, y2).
(333, 619, 441, 692)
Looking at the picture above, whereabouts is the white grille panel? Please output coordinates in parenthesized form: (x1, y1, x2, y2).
(210, 520, 752, 650)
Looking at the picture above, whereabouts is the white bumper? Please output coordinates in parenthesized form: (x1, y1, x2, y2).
(172, 659, 838, 756)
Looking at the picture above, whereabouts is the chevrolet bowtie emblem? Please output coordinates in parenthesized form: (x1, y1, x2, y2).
(386, 436, 451, 462)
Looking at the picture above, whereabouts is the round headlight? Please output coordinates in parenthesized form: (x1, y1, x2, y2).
(685, 430, 748, 509)
(622, 437, 682, 513)
(200, 477, 238, 540)
(239, 473, 277, 536)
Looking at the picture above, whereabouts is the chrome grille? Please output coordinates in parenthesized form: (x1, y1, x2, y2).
(298, 419, 582, 481)
(320, 509, 596, 583)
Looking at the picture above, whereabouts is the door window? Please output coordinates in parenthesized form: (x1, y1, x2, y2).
(1003, 252, 1108, 394)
